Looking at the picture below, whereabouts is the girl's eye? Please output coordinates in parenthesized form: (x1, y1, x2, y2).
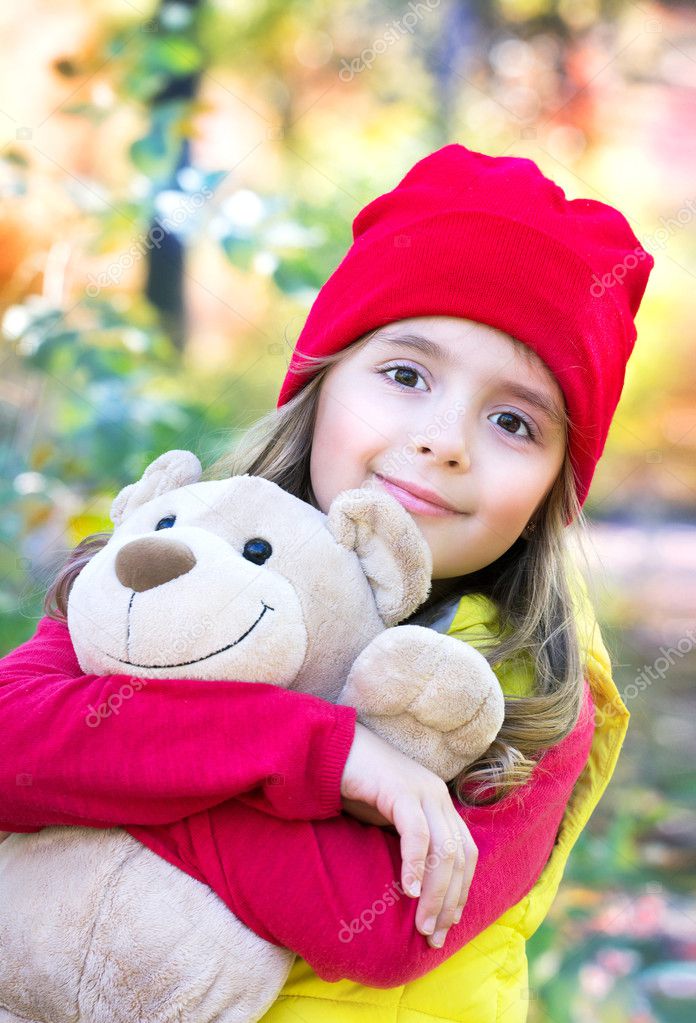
(489, 411, 537, 442)
(379, 363, 428, 391)
(243, 538, 273, 566)
(155, 515, 177, 530)
(379, 363, 538, 442)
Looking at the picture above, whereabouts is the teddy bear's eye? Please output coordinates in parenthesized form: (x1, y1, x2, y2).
(155, 515, 177, 530)
(243, 538, 272, 566)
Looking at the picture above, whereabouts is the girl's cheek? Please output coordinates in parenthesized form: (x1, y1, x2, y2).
(482, 472, 537, 530)
(325, 397, 372, 442)
(351, 404, 398, 445)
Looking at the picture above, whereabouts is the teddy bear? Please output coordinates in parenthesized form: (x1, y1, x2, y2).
(0, 449, 505, 1023)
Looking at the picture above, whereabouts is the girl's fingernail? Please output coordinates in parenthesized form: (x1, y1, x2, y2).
(453, 909, 463, 924)
(421, 917, 436, 935)
(407, 880, 421, 897)
(430, 930, 446, 947)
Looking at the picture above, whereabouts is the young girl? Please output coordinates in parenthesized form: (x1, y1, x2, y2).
(0, 144, 653, 1021)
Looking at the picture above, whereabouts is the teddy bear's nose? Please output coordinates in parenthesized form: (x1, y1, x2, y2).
(115, 536, 197, 592)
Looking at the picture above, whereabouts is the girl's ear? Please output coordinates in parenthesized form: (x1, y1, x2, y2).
(110, 450, 203, 527)
(326, 488, 432, 626)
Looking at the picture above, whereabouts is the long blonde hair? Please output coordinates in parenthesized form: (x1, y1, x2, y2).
(45, 330, 592, 806)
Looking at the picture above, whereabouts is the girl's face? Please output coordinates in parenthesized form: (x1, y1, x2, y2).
(310, 316, 567, 579)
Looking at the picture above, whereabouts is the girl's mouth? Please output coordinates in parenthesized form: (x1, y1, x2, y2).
(373, 476, 462, 518)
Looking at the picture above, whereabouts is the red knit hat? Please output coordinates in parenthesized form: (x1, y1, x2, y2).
(276, 144, 654, 510)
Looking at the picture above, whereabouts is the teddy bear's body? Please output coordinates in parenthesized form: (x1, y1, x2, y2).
(0, 451, 505, 1022)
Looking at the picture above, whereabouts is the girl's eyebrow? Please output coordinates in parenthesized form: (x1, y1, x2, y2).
(369, 331, 565, 426)
(370, 331, 456, 366)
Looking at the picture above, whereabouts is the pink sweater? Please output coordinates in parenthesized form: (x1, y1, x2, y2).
(0, 616, 595, 988)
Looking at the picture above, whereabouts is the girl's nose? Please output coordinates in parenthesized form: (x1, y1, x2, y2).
(414, 414, 471, 470)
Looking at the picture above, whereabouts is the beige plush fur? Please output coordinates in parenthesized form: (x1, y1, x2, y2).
(0, 450, 504, 1022)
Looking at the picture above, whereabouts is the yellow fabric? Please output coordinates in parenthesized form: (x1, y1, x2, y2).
(448, 592, 536, 698)
(260, 579, 629, 1023)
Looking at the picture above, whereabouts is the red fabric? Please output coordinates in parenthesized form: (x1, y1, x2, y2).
(131, 681, 594, 987)
(276, 143, 654, 509)
(0, 617, 356, 829)
(0, 616, 595, 987)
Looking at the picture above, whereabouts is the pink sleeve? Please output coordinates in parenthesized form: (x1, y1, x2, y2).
(0, 617, 356, 830)
(131, 680, 595, 988)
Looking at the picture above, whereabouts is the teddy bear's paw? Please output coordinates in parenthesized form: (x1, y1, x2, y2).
(340, 626, 434, 715)
(340, 625, 505, 780)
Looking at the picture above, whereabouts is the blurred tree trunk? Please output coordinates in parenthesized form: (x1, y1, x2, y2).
(145, 0, 203, 352)
(430, 0, 482, 146)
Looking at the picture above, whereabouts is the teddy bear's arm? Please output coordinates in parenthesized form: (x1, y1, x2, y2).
(337, 625, 505, 782)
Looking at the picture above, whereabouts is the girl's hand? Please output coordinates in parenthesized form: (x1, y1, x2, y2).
(340, 722, 478, 948)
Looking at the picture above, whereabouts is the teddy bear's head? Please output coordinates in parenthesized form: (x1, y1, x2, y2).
(67, 450, 434, 702)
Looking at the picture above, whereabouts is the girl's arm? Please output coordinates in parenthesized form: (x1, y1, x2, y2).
(129, 679, 596, 988)
(0, 616, 356, 829)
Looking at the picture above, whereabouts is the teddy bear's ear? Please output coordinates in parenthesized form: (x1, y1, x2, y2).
(326, 488, 432, 627)
(110, 450, 203, 527)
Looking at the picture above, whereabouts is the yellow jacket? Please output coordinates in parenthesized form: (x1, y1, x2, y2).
(260, 581, 628, 1022)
